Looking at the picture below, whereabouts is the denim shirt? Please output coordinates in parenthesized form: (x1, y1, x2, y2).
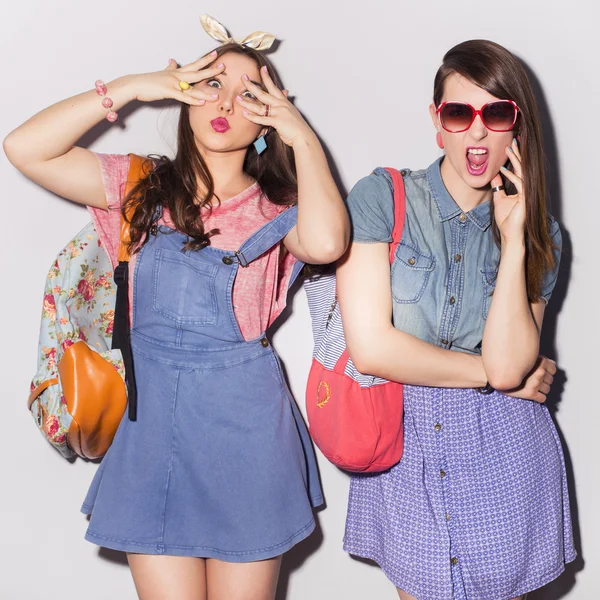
(346, 158, 562, 355)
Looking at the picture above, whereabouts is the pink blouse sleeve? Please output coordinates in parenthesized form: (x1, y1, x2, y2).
(87, 153, 131, 268)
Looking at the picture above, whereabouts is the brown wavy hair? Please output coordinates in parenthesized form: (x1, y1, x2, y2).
(123, 43, 297, 253)
(433, 39, 556, 303)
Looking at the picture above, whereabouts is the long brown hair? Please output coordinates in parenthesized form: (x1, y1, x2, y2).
(124, 43, 297, 253)
(433, 39, 556, 303)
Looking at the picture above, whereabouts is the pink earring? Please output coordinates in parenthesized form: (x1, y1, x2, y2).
(436, 132, 444, 149)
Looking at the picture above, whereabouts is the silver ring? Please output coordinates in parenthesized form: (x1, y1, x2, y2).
(491, 185, 505, 193)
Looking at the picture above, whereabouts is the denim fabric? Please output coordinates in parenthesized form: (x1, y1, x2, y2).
(82, 206, 323, 560)
(346, 158, 562, 354)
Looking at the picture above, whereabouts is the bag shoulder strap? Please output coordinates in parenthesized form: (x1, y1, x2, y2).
(113, 153, 149, 421)
(117, 153, 151, 263)
(383, 167, 407, 264)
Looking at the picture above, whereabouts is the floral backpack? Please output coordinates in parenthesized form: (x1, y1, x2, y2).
(27, 155, 146, 459)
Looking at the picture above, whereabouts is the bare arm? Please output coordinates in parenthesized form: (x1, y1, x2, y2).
(237, 69, 349, 265)
(284, 132, 350, 264)
(337, 241, 488, 388)
(481, 239, 544, 389)
(481, 139, 547, 389)
(3, 56, 223, 208)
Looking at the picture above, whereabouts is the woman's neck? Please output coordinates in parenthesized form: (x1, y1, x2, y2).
(439, 157, 491, 213)
(197, 146, 255, 204)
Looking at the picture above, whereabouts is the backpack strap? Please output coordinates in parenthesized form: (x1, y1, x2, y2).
(112, 153, 150, 422)
(333, 167, 407, 375)
(118, 154, 151, 262)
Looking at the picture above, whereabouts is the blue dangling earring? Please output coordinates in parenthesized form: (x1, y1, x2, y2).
(253, 135, 267, 155)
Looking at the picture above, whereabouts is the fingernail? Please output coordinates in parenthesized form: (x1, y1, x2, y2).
(210, 50, 218, 56)
(261, 66, 268, 72)
(243, 74, 249, 81)
(243, 110, 249, 115)
(507, 146, 513, 152)
(501, 165, 507, 170)
(217, 63, 225, 68)
(211, 94, 219, 98)
(198, 100, 206, 105)
(236, 95, 243, 101)
(513, 137, 518, 145)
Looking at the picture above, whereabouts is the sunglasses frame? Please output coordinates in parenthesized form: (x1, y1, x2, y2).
(436, 100, 520, 133)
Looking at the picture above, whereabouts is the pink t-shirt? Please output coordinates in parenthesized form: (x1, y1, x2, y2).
(88, 153, 298, 341)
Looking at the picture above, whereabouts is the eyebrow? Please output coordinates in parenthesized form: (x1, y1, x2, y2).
(218, 72, 262, 87)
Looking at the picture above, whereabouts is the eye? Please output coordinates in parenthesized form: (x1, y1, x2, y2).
(206, 79, 222, 89)
(242, 90, 257, 101)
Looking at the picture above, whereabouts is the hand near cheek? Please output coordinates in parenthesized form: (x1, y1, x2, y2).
(235, 66, 316, 148)
(492, 138, 526, 243)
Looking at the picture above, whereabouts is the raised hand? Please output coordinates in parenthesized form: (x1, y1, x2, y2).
(491, 138, 526, 243)
(235, 66, 316, 148)
(131, 52, 226, 106)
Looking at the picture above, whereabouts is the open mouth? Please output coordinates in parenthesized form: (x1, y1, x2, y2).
(211, 118, 230, 133)
(466, 147, 488, 176)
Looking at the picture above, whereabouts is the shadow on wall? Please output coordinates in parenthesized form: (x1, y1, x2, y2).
(517, 59, 584, 599)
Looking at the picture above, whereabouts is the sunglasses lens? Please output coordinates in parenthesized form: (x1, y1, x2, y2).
(482, 101, 517, 131)
(440, 103, 474, 132)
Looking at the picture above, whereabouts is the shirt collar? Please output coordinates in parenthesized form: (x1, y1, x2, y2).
(426, 157, 492, 231)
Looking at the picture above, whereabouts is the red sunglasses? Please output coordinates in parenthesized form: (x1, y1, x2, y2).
(436, 100, 519, 133)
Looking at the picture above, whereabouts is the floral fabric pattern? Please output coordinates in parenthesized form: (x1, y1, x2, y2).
(29, 221, 125, 458)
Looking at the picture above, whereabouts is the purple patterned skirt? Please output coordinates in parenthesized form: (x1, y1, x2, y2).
(344, 385, 575, 600)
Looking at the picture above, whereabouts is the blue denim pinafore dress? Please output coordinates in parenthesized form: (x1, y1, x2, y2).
(82, 206, 323, 561)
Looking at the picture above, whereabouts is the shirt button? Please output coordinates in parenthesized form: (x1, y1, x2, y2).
(150, 225, 158, 236)
(446, 513, 451, 521)
(260, 337, 269, 348)
(455, 254, 462, 262)
(459, 213, 466, 222)
(222, 256, 234, 265)
(408, 257, 416, 266)
(440, 469, 446, 478)
(441, 339, 449, 345)
(434, 423, 442, 432)
(449, 296, 456, 305)
(451, 557, 459, 565)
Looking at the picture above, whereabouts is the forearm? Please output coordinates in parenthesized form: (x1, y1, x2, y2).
(292, 133, 349, 263)
(481, 240, 539, 389)
(348, 324, 487, 388)
(3, 76, 135, 169)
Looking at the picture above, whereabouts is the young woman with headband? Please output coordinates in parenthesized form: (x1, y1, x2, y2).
(4, 15, 349, 600)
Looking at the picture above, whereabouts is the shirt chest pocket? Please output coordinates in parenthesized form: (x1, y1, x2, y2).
(152, 248, 218, 325)
(391, 242, 435, 304)
(481, 267, 498, 320)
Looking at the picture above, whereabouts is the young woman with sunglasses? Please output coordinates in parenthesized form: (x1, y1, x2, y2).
(337, 40, 574, 599)
(3, 18, 349, 600)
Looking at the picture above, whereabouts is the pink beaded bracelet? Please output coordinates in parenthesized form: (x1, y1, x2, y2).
(95, 80, 118, 122)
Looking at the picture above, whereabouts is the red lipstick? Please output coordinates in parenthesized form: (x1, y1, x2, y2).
(211, 118, 230, 133)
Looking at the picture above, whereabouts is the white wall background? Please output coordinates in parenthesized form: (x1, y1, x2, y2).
(1, 0, 598, 598)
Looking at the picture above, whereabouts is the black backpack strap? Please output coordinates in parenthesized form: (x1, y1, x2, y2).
(112, 261, 136, 420)
(110, 154, 149, 422)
